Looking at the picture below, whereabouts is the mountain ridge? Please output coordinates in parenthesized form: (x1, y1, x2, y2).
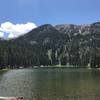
(0, 22, 100, 68)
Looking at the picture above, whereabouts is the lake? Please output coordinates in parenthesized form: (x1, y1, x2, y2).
(0, 68, 100, 100)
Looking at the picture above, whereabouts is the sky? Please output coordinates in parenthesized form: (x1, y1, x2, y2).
(0, 0, 100, 38)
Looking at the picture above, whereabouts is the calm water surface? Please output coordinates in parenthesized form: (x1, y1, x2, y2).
(0, 68, 100, 100)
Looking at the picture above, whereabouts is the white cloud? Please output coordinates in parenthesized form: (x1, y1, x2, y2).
(0, 31, 4, 38)
(8, 33, 14, 38)
(0, 22, 37, 38)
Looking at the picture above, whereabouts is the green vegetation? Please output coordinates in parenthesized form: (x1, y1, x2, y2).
(0, 22, 100, 69)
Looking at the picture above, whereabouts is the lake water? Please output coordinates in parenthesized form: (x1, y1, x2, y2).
(0, 68, 100, 100)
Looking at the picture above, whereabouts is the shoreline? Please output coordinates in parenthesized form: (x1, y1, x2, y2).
(0, 66, 100, 71)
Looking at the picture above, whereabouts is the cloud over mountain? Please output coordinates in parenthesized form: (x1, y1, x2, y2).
(0, 22, 37, 38)
(0, 31, 4, 38)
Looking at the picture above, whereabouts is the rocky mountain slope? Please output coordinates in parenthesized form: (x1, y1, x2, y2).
(0, 22, 100, 68)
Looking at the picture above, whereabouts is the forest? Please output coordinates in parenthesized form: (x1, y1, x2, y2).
(0, 22, 100, 69)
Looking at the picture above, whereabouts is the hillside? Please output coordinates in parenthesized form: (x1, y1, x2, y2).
(0, 22, 100, 68)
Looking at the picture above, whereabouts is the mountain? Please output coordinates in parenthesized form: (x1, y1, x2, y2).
(16, 24, 65, 45)
(55, 22, 100, 67)
(0, 22, 100, 68)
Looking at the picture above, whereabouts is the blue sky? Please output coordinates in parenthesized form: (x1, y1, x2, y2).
(0, 0, 100, 25)
(0, 0, 100, 38)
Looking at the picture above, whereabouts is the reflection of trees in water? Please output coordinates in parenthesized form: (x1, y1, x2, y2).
(0, 69, 100, 100)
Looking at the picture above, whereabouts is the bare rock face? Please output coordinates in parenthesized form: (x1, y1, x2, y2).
(55, 24, 91, 36)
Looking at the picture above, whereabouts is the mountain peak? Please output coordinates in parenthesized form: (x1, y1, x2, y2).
(91, 22, 100, 25)
(0, 22, 100, 67)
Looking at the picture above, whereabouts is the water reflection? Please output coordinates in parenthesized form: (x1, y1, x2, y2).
(0, 68, 100, 100)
